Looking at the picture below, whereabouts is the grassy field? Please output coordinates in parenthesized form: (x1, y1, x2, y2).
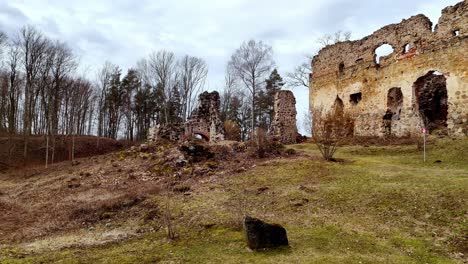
(1, 138, 467, 263)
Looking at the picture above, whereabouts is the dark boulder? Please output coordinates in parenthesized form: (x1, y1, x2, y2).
(179, 141, 214, 162)
(244, 216, 289, 250)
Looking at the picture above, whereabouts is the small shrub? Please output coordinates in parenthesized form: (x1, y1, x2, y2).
(285, 148, 296, 155)
(142, 208, 160, 222)
(248, 128, 283, 158)
(212, 145, 231, 160)
(233, 142, 248, 152)
(100, 212, 115, 220)
(172, 185, 191, 193)
(311, 107, 354, 161)
(204, 160, 219, 169)
(224, 120, 241, 141)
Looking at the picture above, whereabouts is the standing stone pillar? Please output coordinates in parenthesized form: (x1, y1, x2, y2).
(269, 90, 298, 144)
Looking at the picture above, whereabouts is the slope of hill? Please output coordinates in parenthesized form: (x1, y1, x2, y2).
(0, 138, 467, 263)
(0, 135, 129, 169)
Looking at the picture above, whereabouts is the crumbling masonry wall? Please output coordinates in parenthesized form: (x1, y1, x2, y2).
(269, 90, 298, 144)
(310, 1, 468, 136)
(184, 91, 225, 143)
(148, 91, 225, 143)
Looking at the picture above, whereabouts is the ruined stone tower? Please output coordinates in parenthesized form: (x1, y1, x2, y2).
(185, 91, 225, 143)
(148, 91, 225, 143)
(269, 90, 298, 144)
(309, 1, 467, 137)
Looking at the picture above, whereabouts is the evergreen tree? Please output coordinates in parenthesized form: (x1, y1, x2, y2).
(105, 67, 123, 139)
(121, 69, 140, 141)
(168, 85, 182, 124)
(153, 82, 166, 124)
(256, 69, 284, 129)
(133, 84, 156, 140)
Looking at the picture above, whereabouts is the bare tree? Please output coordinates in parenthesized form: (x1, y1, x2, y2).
(286, 55, 313, 88)
(178, 55, 208, 121)
(137, 50, 177, 123)
(96, 61, 116, 138)
(4, 39, 22, 163)
(317, 30, 351, 47)
(149, 50, 176, 91)
(287, 31, 351, 89)
(18, 25, 49, 163)
(228, 40, 274, 134)
(0, 31, 6, 59)
(303, 110, 312, 136)
(220, 66, 238, 122)
(37, 40, 56, 168)
(5, 39, 21, 135)
(0, 31, 9, 134)
(49, 41, 76, 164)
(311, 107, 354, 161)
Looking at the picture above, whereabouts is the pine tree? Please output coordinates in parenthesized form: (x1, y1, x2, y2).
(105, 67, 123, 139)
(168, 85, 182, 124)
(121, 69, 140, 141)
(133, 84, 155, 140)
(256, 69, 284, 129)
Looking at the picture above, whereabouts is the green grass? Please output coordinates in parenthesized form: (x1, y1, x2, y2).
(1, 138, 467, 263)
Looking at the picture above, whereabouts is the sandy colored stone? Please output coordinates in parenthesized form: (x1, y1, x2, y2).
(309, 1, 467, 137)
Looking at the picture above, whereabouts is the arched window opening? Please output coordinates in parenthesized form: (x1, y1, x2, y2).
(383, 87, 403, 136)
(333, 96, 344, 116)
(413, 71, 448, 133)
(403, 43, 410, 53)
(374, 44, 394, 64)
(338, 62, 345, 74)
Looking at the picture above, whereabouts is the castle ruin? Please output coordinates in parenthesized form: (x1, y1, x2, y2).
(184, 91, 225, 142)
(309, 1, 467, 137)
(269, 90, 298, 144)
(148, 91, 224, 143)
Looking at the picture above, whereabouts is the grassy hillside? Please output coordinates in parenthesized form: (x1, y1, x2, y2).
(1, 138, 467, 263)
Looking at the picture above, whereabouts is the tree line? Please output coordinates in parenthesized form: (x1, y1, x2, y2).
(0, 26, 287, 164)
(0, 25, 346, 164)
(0, 26, 209, 164)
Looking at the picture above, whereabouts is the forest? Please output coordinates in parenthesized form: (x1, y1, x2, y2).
(0, 26, 298, 162)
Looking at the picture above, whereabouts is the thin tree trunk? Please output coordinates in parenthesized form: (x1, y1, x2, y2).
(45, 133, 49, 168)
(72, 133, 75, 161)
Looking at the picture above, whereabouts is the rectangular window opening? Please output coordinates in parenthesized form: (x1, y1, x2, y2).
(350, 92, 362, 105)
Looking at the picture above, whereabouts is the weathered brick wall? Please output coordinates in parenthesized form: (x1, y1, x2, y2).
(310, 1, 468, 137)
(270, 90, 298, 144)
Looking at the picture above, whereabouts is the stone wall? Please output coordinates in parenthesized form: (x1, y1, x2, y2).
(269, 90, 298, 144)
(310, 1, 468, 137)
(148, 91, 225, 143)
(148, 124, 184, 143)
(185, 91, 225, 143)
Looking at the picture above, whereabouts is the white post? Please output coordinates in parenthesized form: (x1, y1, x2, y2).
(423, 128, 426, 162)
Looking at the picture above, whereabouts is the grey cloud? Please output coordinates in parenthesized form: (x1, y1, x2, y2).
(0, 2, 29, 36)
(0, 0, 462, 134)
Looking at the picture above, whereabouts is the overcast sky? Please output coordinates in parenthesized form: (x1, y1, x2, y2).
(0, 0, 460, 133)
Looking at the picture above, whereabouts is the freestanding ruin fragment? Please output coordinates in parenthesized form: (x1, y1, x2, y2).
(148, 124, 184, 143)
(184, 91, 225, 143)
(309, 1, 467, 137)
(148, 91, 225, 143)
(269, 90, 298, 144)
